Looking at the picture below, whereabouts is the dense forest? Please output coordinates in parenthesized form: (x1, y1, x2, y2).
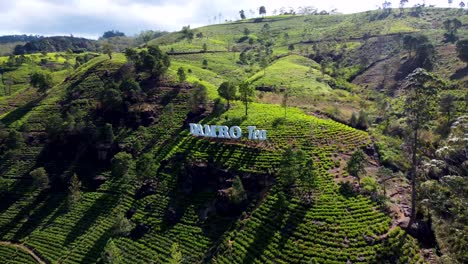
(0, 5, 467, 264)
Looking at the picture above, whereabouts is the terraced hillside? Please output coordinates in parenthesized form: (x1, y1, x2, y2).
(0, 6, 467, 264)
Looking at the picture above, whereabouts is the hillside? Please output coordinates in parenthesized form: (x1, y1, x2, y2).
(0, 7, 467, 264)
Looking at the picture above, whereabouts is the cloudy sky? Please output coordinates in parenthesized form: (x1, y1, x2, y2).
(0, 0, 458, 39)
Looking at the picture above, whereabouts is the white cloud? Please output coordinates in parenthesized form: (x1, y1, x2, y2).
(0, 0, 454, 39)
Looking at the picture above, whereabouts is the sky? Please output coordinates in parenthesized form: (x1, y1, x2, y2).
(0, 0, 460, 39)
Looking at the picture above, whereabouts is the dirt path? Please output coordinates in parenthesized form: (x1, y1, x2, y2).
(0, 241, 46, 264)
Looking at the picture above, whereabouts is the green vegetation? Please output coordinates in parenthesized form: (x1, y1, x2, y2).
(0, 6, 466, 264)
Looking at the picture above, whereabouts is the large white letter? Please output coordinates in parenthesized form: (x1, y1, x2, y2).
(204, 125, 218, 137)
(247, 126, 256, 139)
(258, 130, 267, 140)
(192, 124, 204, 136)
(189, 123, 197, 135)
(229, 126, 242, 139)
(217, 126, 231, 138)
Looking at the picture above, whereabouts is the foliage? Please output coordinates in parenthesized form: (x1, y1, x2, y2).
(346, 149, 366, 180)
(101, 30, 126, 39)
(125, 45, 170, 79)
(67, 173, 81, 209)
(136, 153, 155, 181)
(101, 239, 122, 264)
(361, 176, 379, 196)
(217, 81, 236, 108)
(102, 42, 114, 59)
(188, 82, 208, 114)
(177, 67, 186, 82)
(169, 243, 183, 264)
(30, 167, 49, 189)
(443, 18, 462, 43)
(112, 214, 135, 236)
(111, 152, 132, 179)
(13, 36, 98, 55)
(226, 175, 247, 204)
(238, 81, 254, 116)
(30, 72, 53, 93)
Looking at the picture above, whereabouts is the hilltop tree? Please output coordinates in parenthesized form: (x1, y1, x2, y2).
(239, 81, 254, 116)
(456, 39, 468, 66)
(399, 0, 409, 15)
(177, 67, 186, 82)
(67, 173, 81, 210)
(259, 6, 266, 16)
(102, 42, 114, 59)
(30, 167, 49, 189)
(181, 25, 194, 42)
(460, 1, 466, 8)
(449, 0, 453, 6)
(218, 81, 236, 109)
(189, 82, 208, 114)
(239, 10, 246, 20)
(403, 68, 443, 229)
(346, 150, 366, 181)
(443, 18, 462, 42)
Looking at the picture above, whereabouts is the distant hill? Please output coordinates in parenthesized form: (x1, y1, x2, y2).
(13, 36, 98, 54)
(0, 35, 42, 44)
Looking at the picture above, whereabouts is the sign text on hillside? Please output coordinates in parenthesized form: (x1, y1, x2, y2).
(189, 123, 267, 140)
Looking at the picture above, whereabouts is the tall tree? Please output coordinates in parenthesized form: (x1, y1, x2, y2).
(177, 67, 186, 82)
(239, 10, 246, 19)
(189, 82, 208, 114)
(346, 150, 366, 181)
(67, 173, 81, 210)
(440, 93, 457, 123)
(259, 6, 267, 16)
(239, 81, 254, 116)
(403, 68, 443, 229)
(102, 42, 114, 59)
(460, 1, 466, 8)
(218, 81, 236, 109)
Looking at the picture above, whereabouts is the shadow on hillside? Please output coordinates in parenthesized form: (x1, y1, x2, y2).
(276, 203, 308, 258)
(0, 178, 34, 216)
(12, 192, 66, 241)
(241, 191, 288, 264)
(0, 96, 43, 127)
(450, 67, 468, 80)
(0, 188, 48, 239)
(63, 192, 120, 246)
(81, 228, 113, 263)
